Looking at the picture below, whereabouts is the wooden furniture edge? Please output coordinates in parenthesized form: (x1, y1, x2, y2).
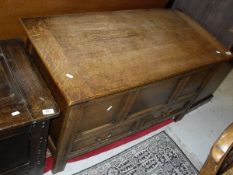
(199, 123, 233, 175)
(51, 106, 83, 173)
(211, 123, 233, 163)
(175, 67, 217, 121)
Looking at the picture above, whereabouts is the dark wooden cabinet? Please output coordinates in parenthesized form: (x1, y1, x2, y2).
(0, 126, 30, 174)
(0, 40, 59, 175)
(21, 9, 233, 173)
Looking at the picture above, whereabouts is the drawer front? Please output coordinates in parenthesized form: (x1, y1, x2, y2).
(127, 77, 179, 116)
(77, 93, 128, 132)
(139, 101, 188, 130)
(71, 121, 136, 156)
(71, 99, 189, 157)
(164, 100, 190, 117)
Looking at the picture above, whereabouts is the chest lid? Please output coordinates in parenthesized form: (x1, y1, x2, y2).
(21, 9, 233, 106)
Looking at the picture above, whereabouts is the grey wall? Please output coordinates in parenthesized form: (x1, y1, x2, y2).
(173, 0, 233, 50)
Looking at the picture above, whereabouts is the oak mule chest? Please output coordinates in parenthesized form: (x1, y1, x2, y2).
(21, 9, 233, 173)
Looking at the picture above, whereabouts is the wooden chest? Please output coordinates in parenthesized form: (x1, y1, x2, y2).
(0, 40, 59, 175)
(21, 9, 233, 173)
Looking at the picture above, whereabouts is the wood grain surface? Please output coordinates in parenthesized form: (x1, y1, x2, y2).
(200, 123, 233, 175)
(21, 9, 233, 106)
(0, 0, 168, 39)
(0, 40, 59, 130)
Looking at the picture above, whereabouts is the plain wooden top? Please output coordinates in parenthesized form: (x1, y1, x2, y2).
(21, 9, 233, 106)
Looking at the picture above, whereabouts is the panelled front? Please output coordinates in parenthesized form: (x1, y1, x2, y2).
(69, 66, 214, 157)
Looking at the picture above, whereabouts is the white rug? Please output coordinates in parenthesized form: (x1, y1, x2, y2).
(73, 132, 197, 175)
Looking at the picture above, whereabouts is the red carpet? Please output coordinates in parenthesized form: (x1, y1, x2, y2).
(44, 119, 173, 173)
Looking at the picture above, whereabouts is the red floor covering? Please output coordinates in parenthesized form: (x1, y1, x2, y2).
(44, 118, 173, 173)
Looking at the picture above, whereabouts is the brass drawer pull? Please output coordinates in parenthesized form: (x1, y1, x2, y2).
(161, 111, 166, 117)
(96, 137, 102, 142)
(161, 108, 173, 117)
(96, 133, 112, 142)
(107, 133, 112, 138)
(111, 119, 116, 123)
(167, 108, 173, 115)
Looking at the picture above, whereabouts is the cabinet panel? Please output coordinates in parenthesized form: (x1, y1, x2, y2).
(195, 63, 232, 103)
(180, 69, 210, 96)
(0, 130, 29, 173)
(78, 94, 128, 132)
(128, 77, 179, 116)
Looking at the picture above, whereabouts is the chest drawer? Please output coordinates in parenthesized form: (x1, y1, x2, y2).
(70, 120, 137, 157)
(139, 100, 189, 130)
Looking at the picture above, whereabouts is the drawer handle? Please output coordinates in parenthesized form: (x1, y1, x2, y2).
(167, 108, 173, 115)
(161, 111, 166, 117)
(96, 133, 112, 142)
(107, 133, 112, 138)
(111, 119, 117, 123)
(161, 108, 173, 117)
(96, 137, 102, 142)
(105, 134, 112, 141)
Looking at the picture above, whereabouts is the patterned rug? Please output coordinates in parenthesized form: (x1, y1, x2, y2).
(73, 131, 198, 175)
